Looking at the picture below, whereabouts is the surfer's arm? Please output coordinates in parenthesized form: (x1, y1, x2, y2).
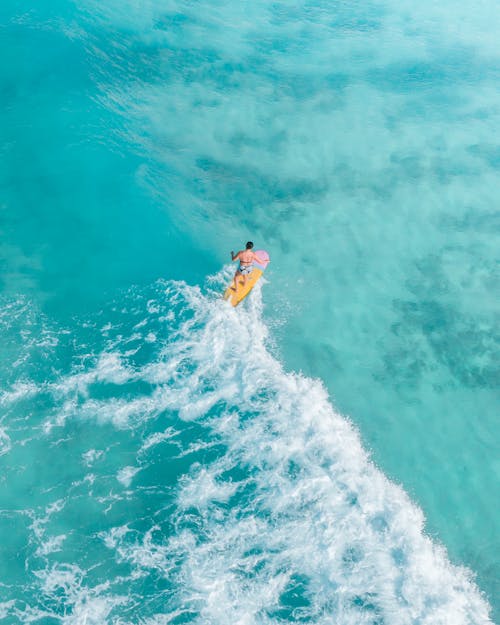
(252, 252, 269, 262)
(231, 250, 242, 261)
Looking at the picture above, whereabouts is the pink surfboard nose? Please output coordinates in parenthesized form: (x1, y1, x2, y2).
(254, 250, 270, 269)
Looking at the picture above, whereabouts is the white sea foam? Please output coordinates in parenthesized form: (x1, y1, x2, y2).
(139, 426, 178, 454)
(0, 600, 15, 620)
(116, 465, 141, 487)
(51, 352, 135, 397)
(35, 534, 67, 557)
(102, 525, 175, 576)
(81, 279, 489, 624)
(0, 427, 11, 456)
(0, 381, 39, 406)
(0, 279, 492, 623)
(31, 563, 127, 625)
(82, 448, 104, 466)
(28, 499, 68, 561)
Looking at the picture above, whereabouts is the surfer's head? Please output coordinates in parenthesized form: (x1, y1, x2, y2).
(246, 241, 254, 249)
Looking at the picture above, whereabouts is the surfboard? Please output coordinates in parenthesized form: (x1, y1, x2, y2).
(223, 250, 270, 307)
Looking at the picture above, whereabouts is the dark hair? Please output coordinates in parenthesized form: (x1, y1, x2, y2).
(246, 241, 254, 249)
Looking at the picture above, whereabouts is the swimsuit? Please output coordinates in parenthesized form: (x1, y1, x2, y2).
(238, 263, 253, 276)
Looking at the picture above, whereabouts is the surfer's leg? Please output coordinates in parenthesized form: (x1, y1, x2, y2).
(231, 271, 240, 291)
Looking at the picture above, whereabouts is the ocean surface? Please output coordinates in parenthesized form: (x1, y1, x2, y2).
(0, 1, 499, 623)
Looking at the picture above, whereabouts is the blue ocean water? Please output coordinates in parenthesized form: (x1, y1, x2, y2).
(0, 0, 499, 623)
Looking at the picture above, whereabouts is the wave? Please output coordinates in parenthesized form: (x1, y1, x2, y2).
(0, 275, 492, 624)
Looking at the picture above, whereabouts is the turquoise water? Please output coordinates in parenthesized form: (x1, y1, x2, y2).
(1, 0, 499, 623)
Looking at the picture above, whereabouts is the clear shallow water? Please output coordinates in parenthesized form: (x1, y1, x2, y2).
(1, 0, 499, 623)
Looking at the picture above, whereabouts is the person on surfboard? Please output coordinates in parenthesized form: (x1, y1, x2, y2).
(230, 241, 260, 291)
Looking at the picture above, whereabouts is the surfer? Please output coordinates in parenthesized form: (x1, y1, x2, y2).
(230, 241, 260, 291)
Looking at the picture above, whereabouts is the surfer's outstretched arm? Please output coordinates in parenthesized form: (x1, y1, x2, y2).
(231, 250, 242, 261)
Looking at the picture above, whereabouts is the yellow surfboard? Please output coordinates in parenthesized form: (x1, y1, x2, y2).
(223, 250, 270, 307)
(224, 268, 264, 307)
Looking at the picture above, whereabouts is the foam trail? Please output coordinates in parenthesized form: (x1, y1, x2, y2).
(0, 277, 492, 623)
(17, 279, 495, 623)
(130, 279, 491, 624)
